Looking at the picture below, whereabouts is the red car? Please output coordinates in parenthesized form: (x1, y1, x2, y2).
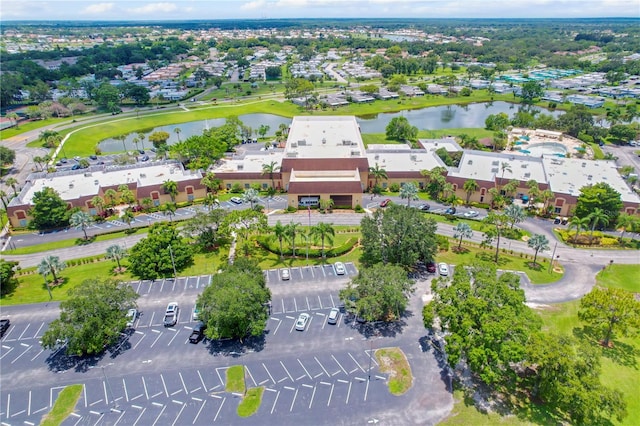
(380, 199, 391, 207)
(426, 262, 437, 273)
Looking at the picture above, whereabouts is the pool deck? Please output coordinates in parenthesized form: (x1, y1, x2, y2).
(506, 128, 593, 160)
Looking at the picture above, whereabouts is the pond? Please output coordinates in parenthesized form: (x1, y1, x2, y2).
(97, 102, 563, 152)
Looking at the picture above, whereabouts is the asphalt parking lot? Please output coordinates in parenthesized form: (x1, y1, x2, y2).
(2, 261, 442, 426)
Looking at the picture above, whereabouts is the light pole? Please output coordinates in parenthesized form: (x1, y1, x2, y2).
(168, 244, 178, 281)
(101, 364, 117, 410)
(367, 339, 373, 381)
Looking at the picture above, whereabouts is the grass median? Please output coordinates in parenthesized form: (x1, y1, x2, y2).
(375, 347, 413, 395)
(40, 384, 83, 426)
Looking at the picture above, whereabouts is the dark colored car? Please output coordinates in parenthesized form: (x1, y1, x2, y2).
(444, 207, 456, 215)
(419, 204, 431, 211)
(426, 262, 437, 273)
(380, 199, 391, 207)
(140, 155, 150, 162)
(138, 149, 145, 154)
(89, 155, 98, 160)
(0, 319, 10, 337)
(189, 322, 206, 343)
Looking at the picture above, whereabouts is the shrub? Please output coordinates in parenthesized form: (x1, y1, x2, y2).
(354, 204, 364, 213)
(389, 183, 400, 192)
(230, 183, 243, 193)
(502, 228, 524, 240)
(436, 235, 449, 251)
(255, 236, 358, 258)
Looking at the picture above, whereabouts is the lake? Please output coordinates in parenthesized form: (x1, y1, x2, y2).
(98, 102, 563, 152)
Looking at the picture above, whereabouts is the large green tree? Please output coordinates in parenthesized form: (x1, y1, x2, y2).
(519, 81, 543, 104)
(41, 278, 139, 356)
(574, 182, 623, 227)
(385, 116, 418, 141)
(360, 204, 437, 268)
(339, 263, 414, 322)
(196, 258, 271, 341)
(0, 260, 19, 296)
(29, 187, 70, 230)
(183, 209, 227, 249)
(578, 287, 640, 347)
(128, 223, 194, 280)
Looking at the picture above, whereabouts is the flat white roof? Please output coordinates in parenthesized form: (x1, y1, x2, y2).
(543, 156, 640, 203)
(18, 163, 199, 205)
(366, 150, 445, 173)
(212, 152, 284, 173)
(285, 116, 366, 159)
(419, 138, 462, 153)
(449, 151, 547, 183)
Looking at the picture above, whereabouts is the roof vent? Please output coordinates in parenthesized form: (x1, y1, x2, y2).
(291, 141, 298, 148)
(468, 160, 473, 165)
(140, 173, 146, 178)
(350, 150, 361, 157)
(492, 160, 499, 166)
(94, 180, 99, 185)
(491, 168, 499, 173)
(587, 175, 592, 180)
(298, 139, 306, 146)
(69, 183, 74, 188)
(410, 154, 417, 161)
(322, 138, 326, 144)
(237, 164, 243, 170)
(582, 162, 587, 168)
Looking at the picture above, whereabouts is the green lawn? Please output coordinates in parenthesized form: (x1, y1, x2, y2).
(225, 365, 246, 394)
(595, 264, 640, 293)
(375, 347, 413, 395)
(237, 387, 264, 417)
(40, 384, 83, 426)
(439, 389, 537, 426)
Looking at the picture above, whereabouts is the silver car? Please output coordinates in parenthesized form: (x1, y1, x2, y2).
(334, 262, 346, 275)
(327, 308, 340, 325)
(295, 313, 310, 331)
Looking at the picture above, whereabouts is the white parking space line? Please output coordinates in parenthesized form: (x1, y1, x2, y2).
(148, 312, 155, 327)
(192, 399, 206, 425)
(11, 343, 31, 364)
(316, 312, 327, 329)
(346, 381, 352, 404)
(149, 330, 162, 348)
(29, 348, 44, 362)
(270, 391, 280, 414)
(178, 373, 188, 395)
(327, 383, 335, 406)
(161, 374, 169, 397)
(132, 333, 146, 350)
(213, 397, 225, 422)
(280, 361, 294, 382)
(262, 363, 275, 385)
(32, 322, 45, 339)
(306, 296, 310, 311)
(245, 366, 257, 387)
(329, 294, 335, 307)
(271, 317, 282, 335)
(123, 378, 129, 402)
(113, 409, 127, 426)
(142, 377, 149, 400)
(308, 385, 317, 409)
(171, 400, 186, 426)
(133, 407, 147, 426)
(289, 388, 298, 412)
(0, 345, 14, 360)
(365, 349, 379, 366)
(151, 404, 167, 426)
(349, 353, 366, 373)
(314, 357, 330, 377)
(318, 295, 323, 309)
(18, 324, 30, 340)
(281, 299, 285, 314)
(167, 328, 180, 346)
(332, 355, 348, 376)
(293, 298, 298, 312)
(364, 378, 370, 401)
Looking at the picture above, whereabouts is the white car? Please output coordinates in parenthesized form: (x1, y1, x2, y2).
(334, 262, 346, 275)
(280, 268, 290, 280)
(192, 305, 200, 321)
(327, 308, 340, 325)
(126, 308, 138, 328)
(295, 313, 310, 331)
(463, 210, 479, 218)
(438, 262, 449, 276)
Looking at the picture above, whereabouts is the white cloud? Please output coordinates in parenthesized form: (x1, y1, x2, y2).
(127, 2, 178, 14)
(81, 2, 115, 14)
(240, 0, 268, 11)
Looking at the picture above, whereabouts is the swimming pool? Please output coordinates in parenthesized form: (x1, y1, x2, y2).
(519, 142, 567, 157)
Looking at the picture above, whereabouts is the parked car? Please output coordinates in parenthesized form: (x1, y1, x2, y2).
(230, 197, 243, 204)
(189, 322, 206, 343)
(295, 313, 310, 331)
(438, 262, 449, 276)
(444, 207, 456, 215)
(327, 308, 340, 325)
(418, 204, 431, 211)
(138, 149, 145, 154)
(379, 199, 391, 207)
(561, 217, 569, 225)
(426, 262, 437, 273)
(140, 155, 150, 162)
(125, 308, 138, 328)
(163, 302, 179, 327)
(0, 319, 10, 337)
(89, 155, 98, 160)
(280, 268, 290, 280)
(553, 216, 561, 224)
(463, 210, 479, 218)
(192, 305, 200, 321)
(334, 262, 346, 275)
(71, 164, 81, 170)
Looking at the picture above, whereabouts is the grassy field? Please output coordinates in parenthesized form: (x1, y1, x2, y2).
(40, 384, 83, 426)
(237, 387, 264, 417)
(225, 365, 246, 394)
(375, 347, 413, 395)
(442, 264, 640, 425)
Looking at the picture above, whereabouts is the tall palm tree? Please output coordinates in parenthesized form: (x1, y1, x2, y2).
(106, 244, 127, 271)
(310, 222, 335, 258)
(368, 163, 388, 189)
(69, 211, 94, 240)
(526, 179, 540, 207)
(37, 255, 66, 284)
(504, 204, 525, 229)
(453, 222, 473, 250)
(261, 161, 281, 189)
(4, 177, 18, 196)
(286, 221, 300, 257)
(137, 132, 146, 150)
(588, 208, 610, 244)
(162, 180, 178, 203)
(242, 188, 261, 209)
(463, 179, 479, 205)
(203, 193, 220, 211)
(162, 202, 177, 222)
(0, 190, 9, 211)
(399, 182, 419, 207)
(174, 127, 182, 142)
(568, 216, 590, 242)
(539, 189, 555, 213)
(273, 221, 287, 259)
(91, 195, 105, 214)
(527, 234, 549, 265)
(616, 213, 637, 242)
(500, 161, 512, 181)
(104, 189, 118, 208)
(121, 209, 135, 229)
(201, 171, 220, 195)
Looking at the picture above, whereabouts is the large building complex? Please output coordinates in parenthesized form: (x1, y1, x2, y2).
(6, 116, 639, 228)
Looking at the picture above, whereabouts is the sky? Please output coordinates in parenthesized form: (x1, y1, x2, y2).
(0, 0, 638, 21)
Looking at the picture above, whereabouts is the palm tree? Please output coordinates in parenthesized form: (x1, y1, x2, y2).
(0, 190, 9, 211)
(121, 209, 135, 229)
(453, 222, 473, 250)
(368, 163, 388, 189)
(286, 221, 300, 257)
(273, 221, 287, 259)
(539, 189, 555, 213)
(528, 234, 549, 265)
(500, 161, 512, 182)
(504, 204, 526, 229)
(463, 179, 479, 205)
(91, 195, 105, 214)
(132, 137, 140, 153)
(106, 244, 127, 272)
(162, 202, 177, 222)
(201, 171, 220, 195)
(568, 216, 590, 242)
(588, 208, 610, 244)
(526, 179, 540, 208)
(261, 161, 281, 189)
(69, 211, 94, 240)
(37, 255, 66, 284)
(174, 127, 182, 142)
(162, 180, 178, 203)
(137, 132, 146, 150)
(399, 182, 419, 207)
(104, 189, 118, 208)
(616, 214, 637, 242)
(310, 222, 335, 258)
(114, 134, 128, 153)
(4, 177, 18, 196)
(242, 188, 261, 209)
(203, 193, 220, 211)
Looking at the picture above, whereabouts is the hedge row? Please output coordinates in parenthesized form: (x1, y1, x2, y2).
(255, 236, 358, 258)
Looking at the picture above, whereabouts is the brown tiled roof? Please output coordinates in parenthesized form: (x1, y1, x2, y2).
(281, 158, 369, 172)
(288, 181, 363, 194)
